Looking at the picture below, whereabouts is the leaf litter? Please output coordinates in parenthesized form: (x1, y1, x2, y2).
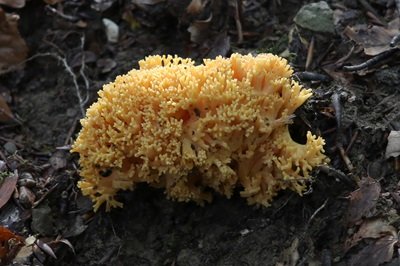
(1, 0, 400, 265)
(344, 18, 400, 56)
(0, 171, 18, 210)
(345, 177, 381, 225)
(0, 7, 28, 75)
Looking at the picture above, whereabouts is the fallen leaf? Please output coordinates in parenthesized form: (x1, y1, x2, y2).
(35, 239, 57, 259)
(0, 226, 24, 264)
(12, 244, 33, 264)
(0, 171, 18, 210)
(344, 18, 400, 56)
(345, 218, 397, 251)
(0, 94, 14, 122)
(0, 0, 25, 8)
(322, 64, 353, 85)
(385, 131, 400, 159)
(348, 234, 397, 266)
(346, 177, 381, 225)
(0, 7, 28, 75)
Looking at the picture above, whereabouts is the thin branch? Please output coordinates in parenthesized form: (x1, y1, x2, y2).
(342, 48, 399, 72)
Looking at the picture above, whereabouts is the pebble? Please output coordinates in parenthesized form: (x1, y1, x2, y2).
(3, 141, 17, 154)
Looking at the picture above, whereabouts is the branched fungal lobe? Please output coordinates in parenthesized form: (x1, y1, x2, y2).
(72, 53, 327, 211)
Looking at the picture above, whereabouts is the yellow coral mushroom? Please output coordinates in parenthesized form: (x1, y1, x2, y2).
(71, 53, 327, 211)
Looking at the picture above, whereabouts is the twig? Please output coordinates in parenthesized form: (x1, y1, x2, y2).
(79, 35, 90, 107)
(345, 129, 359, 153)
(0, 136, 24, 148)
(318, 165, 356, 188)
(294, 71, 331, 82)
(305, 36, 314, 71)
(338, 146, 354, 171)
(3, 33, 89, 117)
(273, 194, 294, 215)
(45, 5, 80, 22)
(342, 48, 400, 72)
(304, 199, 328, 231)
(32, 183, 58, 208)
(334, 45, 354, 66)
(13, 52, 87, 116)
(331, 92, 355, 171)
(63, 116, 79, 146)
(58, 55, 86, 117)
(232, 0, 243, 44)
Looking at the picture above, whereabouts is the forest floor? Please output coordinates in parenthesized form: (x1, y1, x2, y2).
(0, 0, 400, 265)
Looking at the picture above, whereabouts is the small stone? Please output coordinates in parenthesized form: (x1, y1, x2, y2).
(3, 141, 17, 154)
(294, 1, 335, 33)
(0, 160, 6, 172)
(19, 186, 36, 208)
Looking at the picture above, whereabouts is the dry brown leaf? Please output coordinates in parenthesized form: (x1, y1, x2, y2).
(385, 131, 400, 159)
(0, 0, 25, 8)
(322, 63, 353, 85)
(348, 235, 397, 266)
(346, 177, 381, 225)
(0, 7, 28, 75)
(344, 18, 400, 56)
(0, 94, 14, 122)
(0, 171, 18, 210)
(0, 226, 24, 264)
(345, 218, 397, 251)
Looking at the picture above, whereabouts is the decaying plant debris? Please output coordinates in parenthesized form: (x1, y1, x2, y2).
(0, 0, 400, 265)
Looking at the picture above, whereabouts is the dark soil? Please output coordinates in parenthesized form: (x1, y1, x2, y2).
(1, 1, 400, 266)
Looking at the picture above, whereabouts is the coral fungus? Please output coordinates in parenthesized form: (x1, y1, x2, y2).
(71, 53, 327, 211)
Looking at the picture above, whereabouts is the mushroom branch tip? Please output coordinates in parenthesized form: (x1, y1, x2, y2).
(71, 53, 328, 212)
